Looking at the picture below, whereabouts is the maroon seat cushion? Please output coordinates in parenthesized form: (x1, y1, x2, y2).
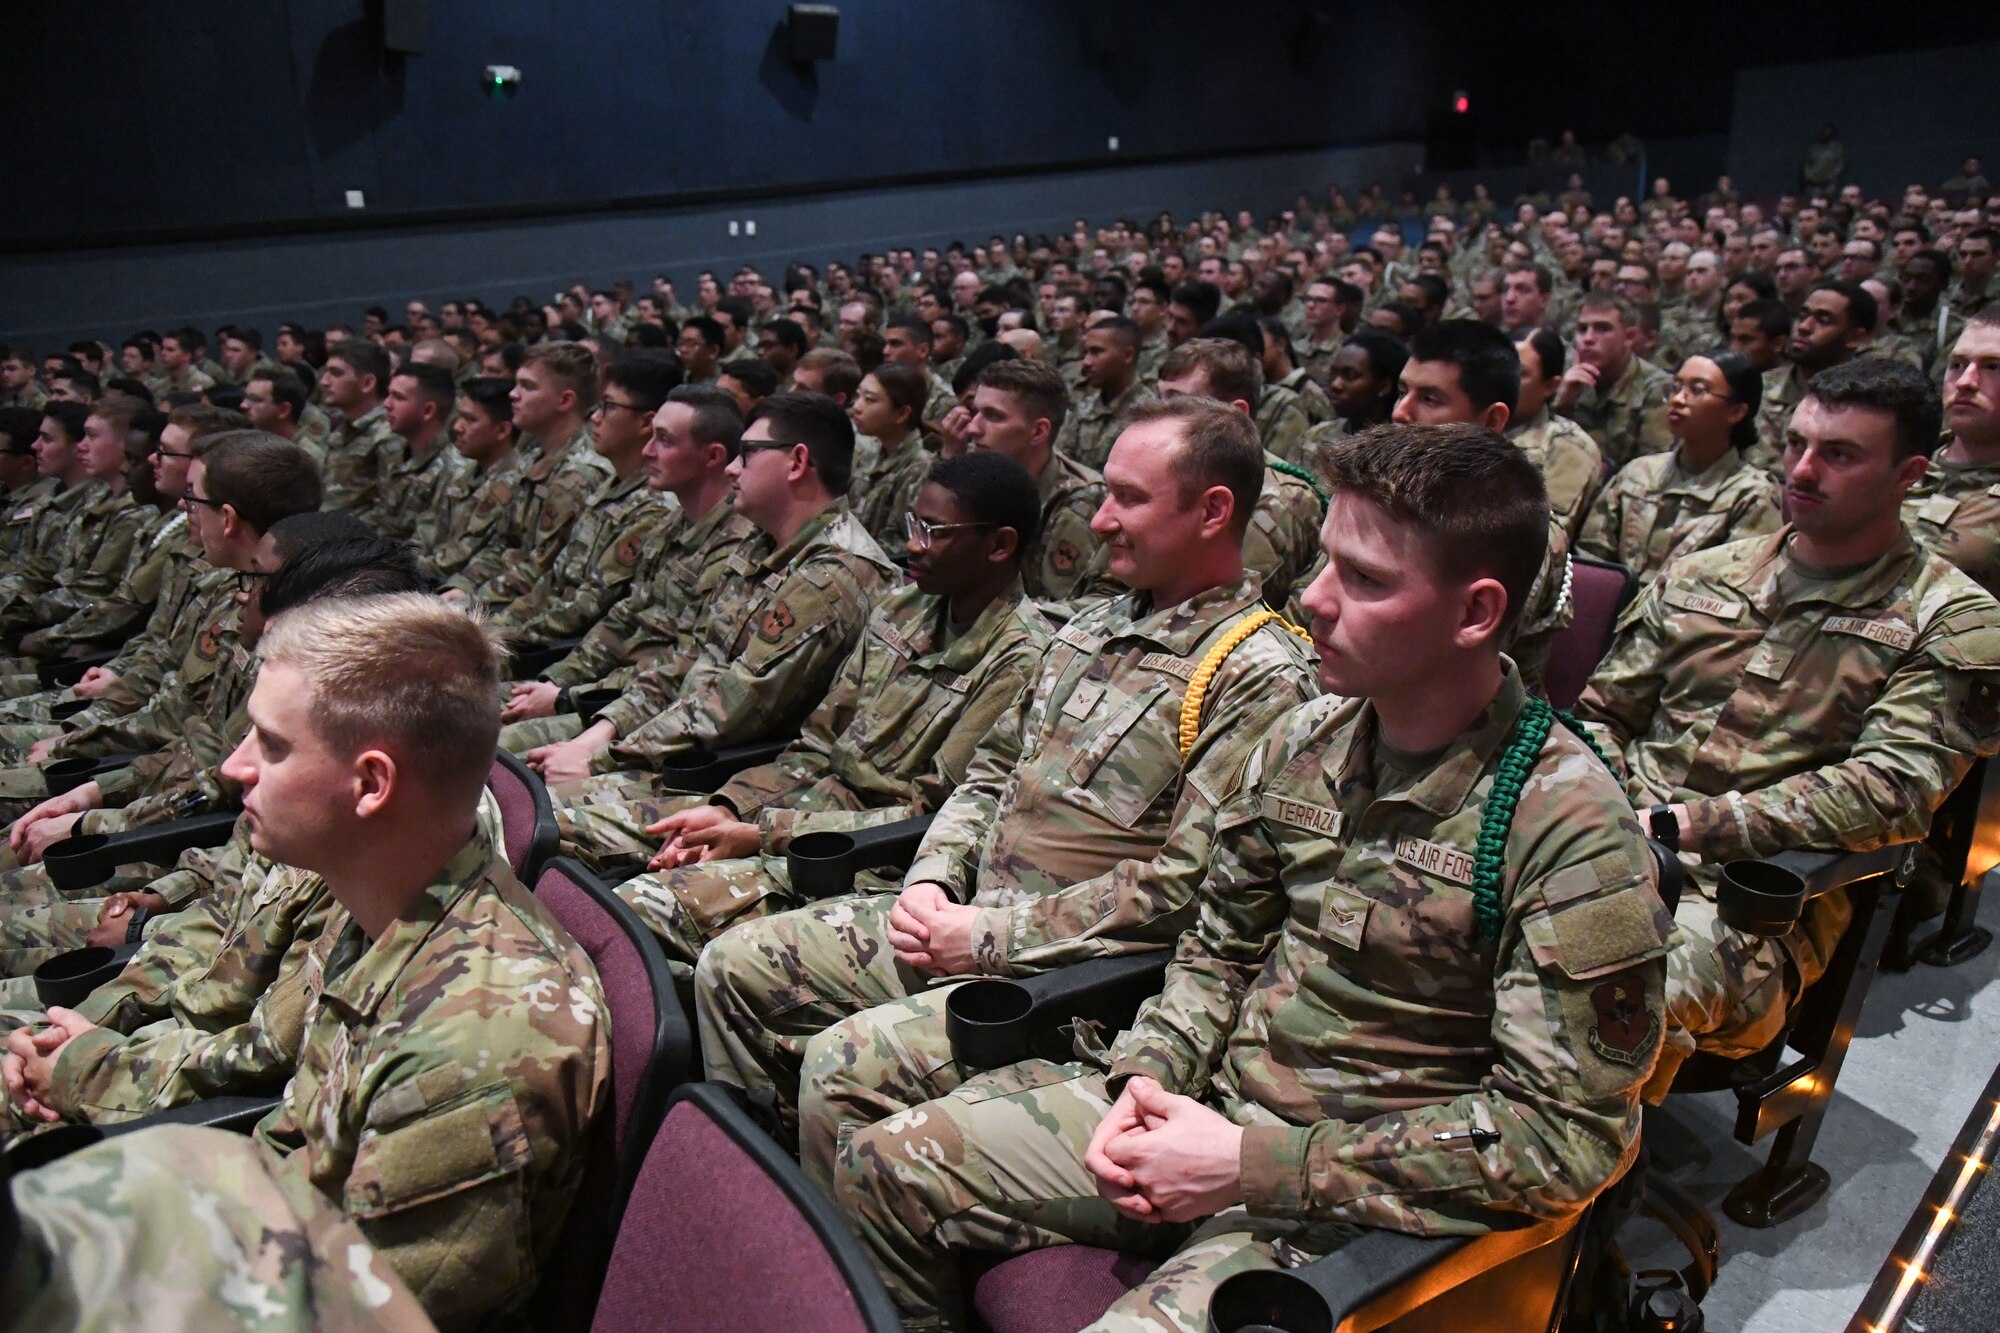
(972, 1246, 1157, 1333)
(1545, 560, 1632, 711)
(592, 1099, 879, 1333)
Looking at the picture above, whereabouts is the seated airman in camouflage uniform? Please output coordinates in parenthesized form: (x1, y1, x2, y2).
(420, 375, 527, 587)
(312, 340, 405, 521)
(0, 522, 419, 980)
(1578, 350, 1781, 587)
(1577, 360, 2000, 1098)
(845, 362, 937, 550)
(1154, 338, 1324, 610)
(1554, 293, 1673, 473)
(1902, 310, 2000, 596)
(499, 385, 759, 752)
(491, 353, 681, 645)
(618, 452, 1051, 967)
(826, 423, 1669, 1333)
(5, 593, 608, 1328)
(694, 398, 1320, 1141)
(528, 393, 896, 864)
(1056, 318, 1156, 472)
(1510, 329, 1604, 539)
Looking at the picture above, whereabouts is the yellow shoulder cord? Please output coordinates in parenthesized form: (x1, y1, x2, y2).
(1178, 609, 1314, 756)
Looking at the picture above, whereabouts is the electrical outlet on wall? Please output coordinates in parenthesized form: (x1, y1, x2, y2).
(745, 220, 757, 236)
(345, 190, 366, 208)
(728, 220, 740, 236)
(1107, 136, 1119, 151)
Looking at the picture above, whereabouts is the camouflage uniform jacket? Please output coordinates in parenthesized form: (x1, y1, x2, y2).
(848, 431, 933, 550)
(51, 579, 240, 761)
(424, 449, 528, 585)
(296, 403, 335, 461)
(79, 640, 256, 831)
(715, 581, 1052, 854)
(1300, 333, 1344, 388)
(1576, 529, 2000, 870)
(7, 1126, 434, 1332)
(100, 829, 611, 1328)
(1275, 368, 1338, 429)
(457, 426, 612, 608)
(1107, 673, 1671, 1230)
(1905, 451, 2000, 597)
(35, 509, 184, 654)
(1024, 449, 1109, 607)
(85, 546, 225, 719)
(906, 574, 1322, 974)
(13, 492, 159, 632)
(1890, 303, 1966, 376)
(1558, 356, 1673, 472)
(1657, 301, 1723, 372)
(541, 497, 757, 693)
(1056, 380, 1154, 473)
(319, 403, 406, 520)
(498, 468, 676, 642)
(597, 504, 897, 771)
(1507, 405, 1605, 540)
(1577, 446, 1782, 588)
(376, 439, 472, 546)
(1136, 333, 1170, 384)
(2, 478, 100, 594)
(1245, 455, 1327, 611)
(1255, 385, 1315, 468)
(0, 476, 60, 560)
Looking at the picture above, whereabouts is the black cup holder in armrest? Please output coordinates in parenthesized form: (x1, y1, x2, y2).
(41, 753, 142, 797)
(1717, 860, 1807, 938)
(654, 738, 794, 792)
(41, 809, 240, 895)
(510, 637, 584, 679)
(573, 687, 623, 726)
(1209, 1230, 1483, 1332)
(36, 649, 117, 690)
(1648, 838, 1684, 913)
(50, 697, 91, 721)
(946, 951, 1173, 1074)
(33, 942, 140, 1009)
(786, 816, 937, 899)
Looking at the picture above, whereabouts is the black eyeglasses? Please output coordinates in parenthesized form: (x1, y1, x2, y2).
(151, 445, 197, 460)
(737, 440, 801, 460)
(183, 493, 224, 511)
(592, 397, 654, 418)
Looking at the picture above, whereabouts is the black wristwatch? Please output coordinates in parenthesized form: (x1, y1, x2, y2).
(1647, 803, 1680, 853)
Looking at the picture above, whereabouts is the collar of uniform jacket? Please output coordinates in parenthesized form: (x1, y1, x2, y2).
(315, 827, 497, 1025)
(1724, 526, 1923, 611)
(1332, 661, 1530, 818)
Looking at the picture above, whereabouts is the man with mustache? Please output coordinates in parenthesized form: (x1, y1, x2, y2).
(1577, 358, 2000, 1097)
(1902, 308, 2000, 596)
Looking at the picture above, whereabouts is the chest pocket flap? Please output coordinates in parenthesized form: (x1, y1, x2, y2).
(1066, 680, 1181, 828)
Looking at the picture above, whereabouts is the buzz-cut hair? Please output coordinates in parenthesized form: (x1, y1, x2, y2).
(1323, 422, 1550, 636)
(975, 358, 1069, 438)
(1119, 396, 1263, 541)
(257, 592, 504, 808)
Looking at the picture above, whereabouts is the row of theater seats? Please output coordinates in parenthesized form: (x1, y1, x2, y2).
(13, 553, 1997, 1330)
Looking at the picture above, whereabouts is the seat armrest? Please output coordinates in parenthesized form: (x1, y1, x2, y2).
(572, 687, 623, 726)
(42, 810, 239, 894)
(652, 737, 795, 791)
(1648, 838, 1683, 913)
(1209, 1217, 1574, 1332)
(42, 752, 143, 797)
(37, 649, 118, 689)
(510, 637, 584, 679)
(948, 952, 1171, 1073)
(1767, 844, 1915, 899)
(94, 1095, 281, 1140)
(786, 815, 936, 899)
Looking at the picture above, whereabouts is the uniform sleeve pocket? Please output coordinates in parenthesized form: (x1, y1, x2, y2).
(1525, 877, 1672, 981)
(346, 1080, 529, 1218)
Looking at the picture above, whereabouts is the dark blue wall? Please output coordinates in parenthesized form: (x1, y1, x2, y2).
(3, 0, 1437, 246)
(1, 141, 1422, 348)
(1726, 42, 2000, 199)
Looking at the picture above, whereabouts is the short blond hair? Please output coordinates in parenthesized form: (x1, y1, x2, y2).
(257, 593, 503, 805)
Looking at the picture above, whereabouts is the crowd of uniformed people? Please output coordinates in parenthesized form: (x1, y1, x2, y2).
(2, 159, 1999, 1330)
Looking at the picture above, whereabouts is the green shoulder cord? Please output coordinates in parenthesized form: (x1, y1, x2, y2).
(1267, 460, 1329, 512)
(1469, 696, 1630, 941)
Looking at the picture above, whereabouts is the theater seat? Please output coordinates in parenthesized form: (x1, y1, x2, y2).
(1543, 555, 1635, 712)
(490, 748, 560, 883)
(528, 857, 691, 1332)
(592, 1082, 902, 1333)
